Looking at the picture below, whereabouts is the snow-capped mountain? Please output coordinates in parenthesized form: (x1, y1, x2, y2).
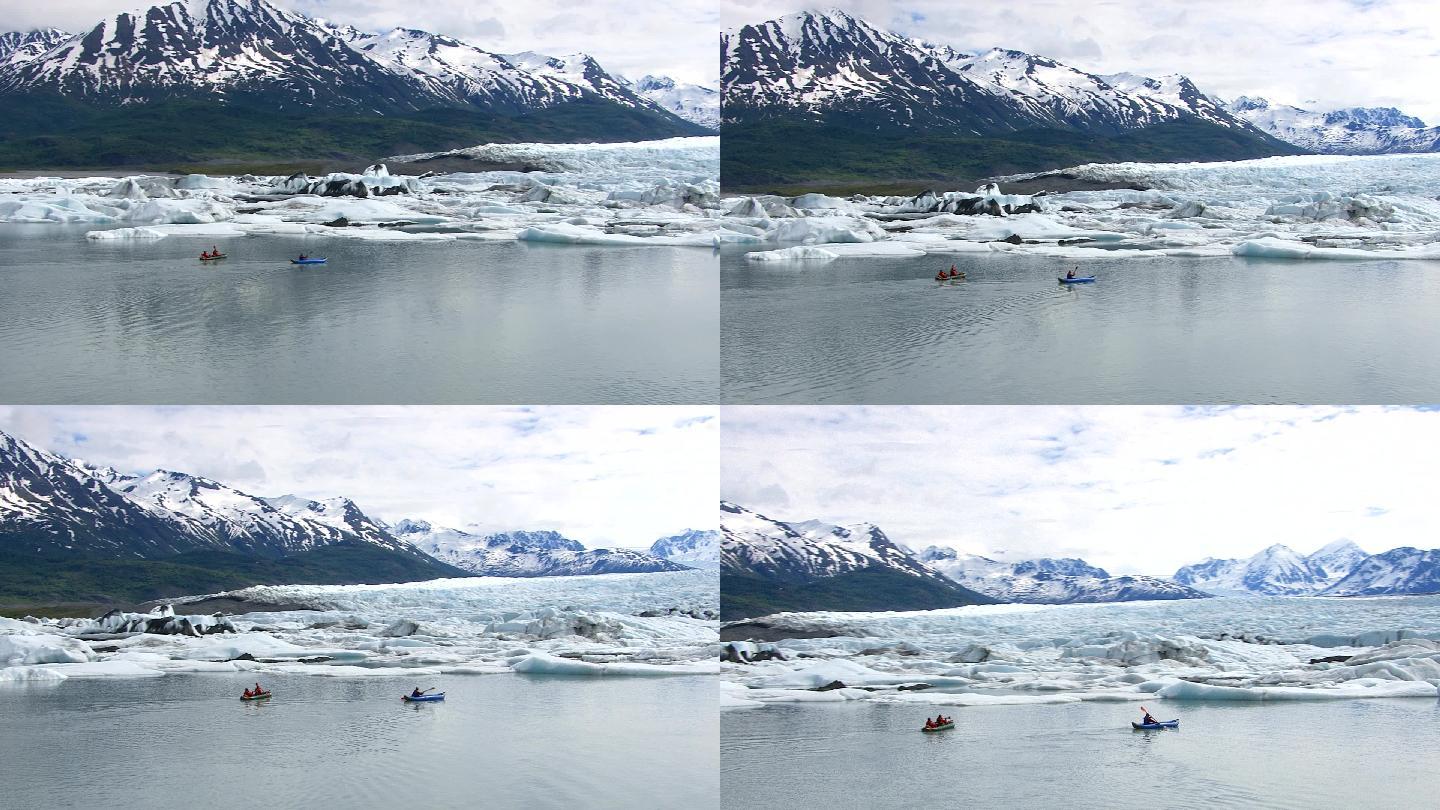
(1321, 548, 1440, 596)
(1306, 539, 1371, 587)
(627, 75, 719, 131)
(0, 28, 69, 65)
(0, 0, 693, 129)
(722, 9, 1266, 137)
(649, 528, 720, 569)
(1228, 96, 1440, 154)
(390, 521, 690, 577)
(720, 501, 992, 618)
(0, 428, 452, 573)
(1172, 544, 1331, 596)
(0, 431, 196, 558)
(913, 546, 1209, 604)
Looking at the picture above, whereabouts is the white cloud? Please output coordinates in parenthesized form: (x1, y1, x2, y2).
(0, 0, 718, 85)
(0, 406, 718, 549)
(722, 1, 1440, 122)
(721, 406, 1440, 575)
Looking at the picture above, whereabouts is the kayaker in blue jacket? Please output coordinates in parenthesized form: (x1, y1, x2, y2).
(1141, 710, 1157, 725)
(411, 687, 429, 698)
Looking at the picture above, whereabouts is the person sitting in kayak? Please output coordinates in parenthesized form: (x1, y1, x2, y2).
(298, 254, 308, 261)
(948, 266, 960, 278)
(253, 682, 265, 695)
(1066, 269, 1076, 279)
(1141, 710, 1157, 725)
(411, 687, 428, 698)
(243, 687, 253, 698)
(935, 271, 947, 281)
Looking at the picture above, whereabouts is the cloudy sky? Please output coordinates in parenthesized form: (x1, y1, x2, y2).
(0, 0, 717, 85)
(722, 406, 1439, 575)
(0, 406, 716, 548)
(723, 0, 1440, 122)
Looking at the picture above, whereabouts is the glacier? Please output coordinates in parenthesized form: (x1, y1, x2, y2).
(0, 137, 720, 247)
(0, 571, 717, 684)
(721, 595, 1440, 710)
(722, 153, 1440, 262)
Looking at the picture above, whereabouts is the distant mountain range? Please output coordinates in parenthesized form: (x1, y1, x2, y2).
(0, 0, 709, 168)
(1172, 541, 1440, 597)
(1227, 97, 1440, 155)
(0, 428, 708, 606)
(913, 546, 1209, 604)
(719, 499, 1440, 620)
(388, 521, 696, 577)
(627, 75, 719, 131)
(0, 429, 463, 604)
(719, 501, 995, 620)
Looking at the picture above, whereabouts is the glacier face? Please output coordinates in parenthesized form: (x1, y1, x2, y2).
(719, 152, 1440, 262)
(0, 136, 721, 247)
(0, 570, 718, 682)
(721, 595, 1440, 709)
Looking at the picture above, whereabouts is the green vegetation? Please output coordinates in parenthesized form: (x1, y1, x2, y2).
(720, 117, 1303, 194)
(0, 94, 705, 172)
(0, 544, 468, 608)
(720, 568, 994, 621)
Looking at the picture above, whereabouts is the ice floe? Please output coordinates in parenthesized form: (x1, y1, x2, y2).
(0, 138, 720, 248)
(722, 153, 1440, 262)
(721, 595, 1440, 710)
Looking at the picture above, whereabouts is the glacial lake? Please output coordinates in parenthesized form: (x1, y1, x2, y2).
(721, 249, 1440, 403)
(0, 226, 717, 404)
(721, 697, 1440, 808)
(0, 671, 718, 809)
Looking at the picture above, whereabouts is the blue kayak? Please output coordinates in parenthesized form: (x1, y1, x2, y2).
(290, 257, 328, 265)
(402, 692, 445, 702)
(1132, 719, 1179, 730)
(1059, 276, 1096, 284)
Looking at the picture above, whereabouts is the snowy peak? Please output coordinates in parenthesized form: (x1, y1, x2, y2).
(0, 430, 195, 558)
(0, 0, 692, 130)
(390, 521, 689, 577)
(722, 9, 1262, 137)
(626, 74, 719, 131)
(1306, 539, 1369, 585)
(0, 28, 70, 65)
(0, 428, 434, 564)
(1173, 543, 1330, 596)
(720, 502, 963, 588)
(649, 528, 720, 569)
(1322, 547, 1440, 596)
(914, 546, 1207, 604)
(1227, 96, 1440, 154)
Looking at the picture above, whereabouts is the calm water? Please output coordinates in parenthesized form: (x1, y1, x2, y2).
(721, 249, 1440, 403)
(0, 672, 717, 809)
(0, 226, 717, 404)
(722, 698, 1440, 809)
